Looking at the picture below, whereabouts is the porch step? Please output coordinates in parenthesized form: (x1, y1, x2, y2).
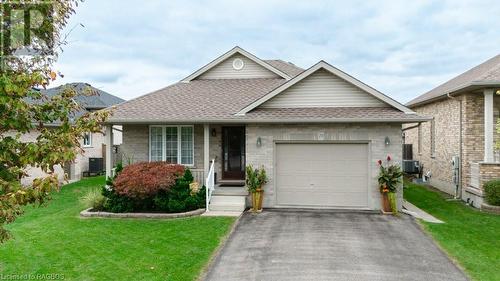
(217, 180, 245, 187)
(209, 195, 246, 212)
(213, 186, 248, 196)
(202, 210, 242, 217)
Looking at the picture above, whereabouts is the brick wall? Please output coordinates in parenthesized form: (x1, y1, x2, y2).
(246, 123, 403, 210)
(405, 92, 500, 197)
(120, 124, 224, 181)
(404, 98, 461, 194)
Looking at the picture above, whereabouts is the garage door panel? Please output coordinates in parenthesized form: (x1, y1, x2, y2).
(277, 190, 368, 207)
(276, 143, 369, 208)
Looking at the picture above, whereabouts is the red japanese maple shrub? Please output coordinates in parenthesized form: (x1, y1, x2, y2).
(113, 162, 185, 199)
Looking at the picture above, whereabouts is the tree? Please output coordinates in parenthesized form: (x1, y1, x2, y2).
(0, 0, 110, 242)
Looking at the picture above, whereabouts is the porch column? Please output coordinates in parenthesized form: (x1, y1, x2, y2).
(204, 124, 210, 179)
(484, 89, 494, 162)
(105, 124, 113, 179)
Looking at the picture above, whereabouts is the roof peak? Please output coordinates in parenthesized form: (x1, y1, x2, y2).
(181, 46, 293, 82)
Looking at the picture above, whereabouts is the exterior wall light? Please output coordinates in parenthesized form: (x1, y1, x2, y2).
(385, 136, 391, 146)
(256, 137, 262, 147)
(211, 128, 216, 137)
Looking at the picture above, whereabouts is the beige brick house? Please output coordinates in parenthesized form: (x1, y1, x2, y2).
(405, 54, 500, 208)
(18, 83, 124, 185)
(105, 46, 428, 213)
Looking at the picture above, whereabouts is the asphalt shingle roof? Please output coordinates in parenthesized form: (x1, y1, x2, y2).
(407, 54, 500, 107)
(108, 51, 426, 124)
(264, 60, 304, 77)
(109, 79, 286, 122)
(35, 82, 125, 109)
(243, 107, 425, 122)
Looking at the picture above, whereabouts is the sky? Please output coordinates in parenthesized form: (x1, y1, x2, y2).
(52, 0, 500, 104)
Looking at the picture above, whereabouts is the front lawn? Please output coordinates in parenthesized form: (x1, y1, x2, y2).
(0, 176, 235, 281)
(404, 182, 500, 281)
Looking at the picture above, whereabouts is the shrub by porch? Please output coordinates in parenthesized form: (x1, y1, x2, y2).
(84, 162, 206, 213)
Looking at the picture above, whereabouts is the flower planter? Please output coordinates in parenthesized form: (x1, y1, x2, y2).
(251, 188, 264, 212)
(381, 192, 393, 214)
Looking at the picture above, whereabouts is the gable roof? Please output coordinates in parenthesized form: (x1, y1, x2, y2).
(181, 46, 292, 81)
(108, 47, 428, 124)
(34, 82, 125, 109)
(237, 61, 415, 115)
(407, 54, 500, 107)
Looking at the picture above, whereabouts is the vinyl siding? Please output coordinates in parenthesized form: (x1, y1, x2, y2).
(260, 69, 389, 108)
(197, 54, 280, 80)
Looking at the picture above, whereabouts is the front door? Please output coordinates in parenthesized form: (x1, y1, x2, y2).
(222, 126, 245, 180)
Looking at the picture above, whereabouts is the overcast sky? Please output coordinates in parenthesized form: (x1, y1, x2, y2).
(52, 0, 500, 103)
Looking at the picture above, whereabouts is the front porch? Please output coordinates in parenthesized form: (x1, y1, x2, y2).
(463, 88, 500, 207)
(104, 123, 248, 213)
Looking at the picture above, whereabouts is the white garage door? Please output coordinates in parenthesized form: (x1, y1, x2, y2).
(276, 143, 369, 208)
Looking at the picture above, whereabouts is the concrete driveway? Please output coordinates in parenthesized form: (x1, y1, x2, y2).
(204, 210, 468, 281)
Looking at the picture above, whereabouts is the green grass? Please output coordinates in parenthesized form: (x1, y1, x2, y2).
(404, 182, 500, 281)
(0, 176, 235, 281)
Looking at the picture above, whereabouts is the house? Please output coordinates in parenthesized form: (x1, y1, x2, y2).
(104, 46, 428, 212)
(19, 83, 125, 185)
(405, 54, 500, 208)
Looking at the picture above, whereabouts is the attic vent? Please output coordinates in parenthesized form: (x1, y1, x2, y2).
(232, 58, 244, 70)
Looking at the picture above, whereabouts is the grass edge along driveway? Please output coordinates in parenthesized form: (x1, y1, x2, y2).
(0, 176, 236, 281)
(404, 182, 500, 281)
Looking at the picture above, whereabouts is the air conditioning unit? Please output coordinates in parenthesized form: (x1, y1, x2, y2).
(89, 157, 104, 174)
(402, 160, 420, 174)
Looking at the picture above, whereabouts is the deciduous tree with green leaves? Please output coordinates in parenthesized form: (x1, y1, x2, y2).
(0, 0, 110, 242)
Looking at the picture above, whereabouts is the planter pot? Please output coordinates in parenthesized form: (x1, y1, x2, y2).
(251, 188, 264, 212)
(381, 192, 392, 214)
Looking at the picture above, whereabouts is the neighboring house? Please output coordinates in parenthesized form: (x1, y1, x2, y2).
(104, 46, 427, 212)
(19, 83, 125, 185)
(405, 54, 500, 208)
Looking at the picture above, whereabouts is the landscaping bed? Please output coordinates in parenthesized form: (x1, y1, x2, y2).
(0, 176, 235, 281)
(80, 207, 205, 218)
(404, 181, 500, 281)
(81, 162, 206, 214)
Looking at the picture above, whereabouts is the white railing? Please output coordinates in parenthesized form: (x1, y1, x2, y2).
(205, 159, 215, 212)
(191, 168, 205, 185)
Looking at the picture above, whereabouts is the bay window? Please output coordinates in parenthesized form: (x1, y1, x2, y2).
(149, 125, 194, 165)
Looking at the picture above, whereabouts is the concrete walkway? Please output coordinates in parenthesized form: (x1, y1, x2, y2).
(204, 210, 467, 281)
(403, 201, 444, 223)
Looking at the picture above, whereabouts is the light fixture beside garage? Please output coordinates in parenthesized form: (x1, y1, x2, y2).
(385, 136, 391, 146)
(256, 137, 262, 147)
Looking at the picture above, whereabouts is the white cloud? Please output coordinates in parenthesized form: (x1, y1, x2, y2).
(51, 0, 500, 103)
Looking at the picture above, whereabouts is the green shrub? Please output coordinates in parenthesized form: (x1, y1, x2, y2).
(483, 180, 500, 206)
(102, 187, 135, 213)
(102, 168, 206, 213)
(80, 188, 107, 211)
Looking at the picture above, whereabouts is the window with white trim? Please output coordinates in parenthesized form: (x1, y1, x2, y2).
(150, 127, 163, 161)
(149, 125, 194, 165)
(83, 132, 92, 147)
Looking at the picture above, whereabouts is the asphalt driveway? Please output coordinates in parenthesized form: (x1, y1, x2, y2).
(204, 210, 468, 281)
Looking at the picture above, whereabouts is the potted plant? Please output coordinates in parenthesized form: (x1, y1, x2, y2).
(245, 165, 268, 212)
(377, 155, 402, 214)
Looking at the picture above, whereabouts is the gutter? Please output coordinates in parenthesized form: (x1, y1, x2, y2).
(407, 81, 500, 108)
(105, 117, 432, 125)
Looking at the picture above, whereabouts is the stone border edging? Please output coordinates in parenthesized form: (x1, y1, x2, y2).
(79, 208, 205, 219)
(481, 203, 500, 214)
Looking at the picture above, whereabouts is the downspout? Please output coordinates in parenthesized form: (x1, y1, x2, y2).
(447, 93, 463, 199)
